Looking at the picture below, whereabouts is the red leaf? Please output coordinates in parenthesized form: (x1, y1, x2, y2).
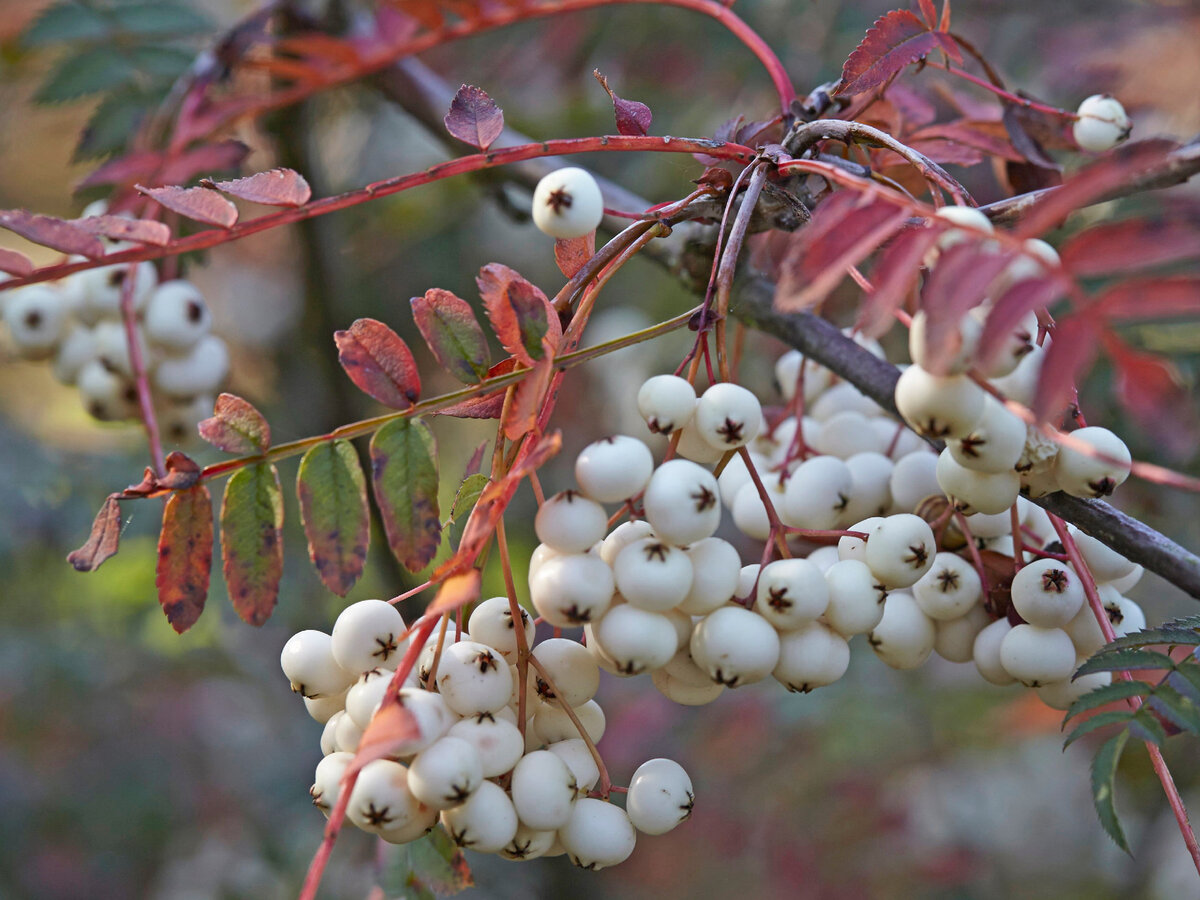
(1061, 219, 1200, 277)
(160, 452, 203, 491)
(0, 210, 105, 259)
(594, 69, 653, 136)
(138, 184, 239, 228)
(464, 441, 488, 478)
(198, 393, 271, 455)
(206, 168, 312, 207)
(77, 151, 165, 190)
(856, 226, 939, 337)
(554, 233, 595, 279)
(411, 288, 491, 384)
(504, 357, 554, 441)
(156, 485, 213, 634)
(1015, 139, 1180, 239)
(444, 85, 504, 151)
(907, 120, 1024, 163)
(1105, 337, 1199, 461)
(917, 0, 937, 29)
(476, 263, 561, 364)
(978, 277, 1064, 371)
(835, 10, 961, 97)
(0, 248, 33, 277)
(335, 318, 421, 409)
(433, 359, 516, 420)
(1034, 316, 1101, 420)
(73, 215, 171, 246)
(158, 140, 251, 187)
(1096, 276, 1200, 320)
(776, 194, 908, 312)
(920, 244, 1015, 373)
(939, 0, 952, 31)
(67, 494, 122, 571)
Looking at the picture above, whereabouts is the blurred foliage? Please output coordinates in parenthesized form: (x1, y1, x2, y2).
(1, 0, 1199, 897)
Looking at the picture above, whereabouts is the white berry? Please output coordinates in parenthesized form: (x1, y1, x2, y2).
(1054, 426, 1131, 498)
(626, 758, 694, 835)
(1073, 94, 1131, 152)
(559, 798, 637, 870)
(636, 375, 697, 435)
(532, 166, 604, 239)
(642, 459, 722, 545)
(575, 435, 654, 502)
(331, 599, 407, 674)
(868, 591, 935, 669)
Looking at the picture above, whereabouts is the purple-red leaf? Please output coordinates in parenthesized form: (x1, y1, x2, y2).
(137, 184, 239, 228)
(297, 440, 369, 596)
(594, 69, 652, 136)
(978, 277, 1063, 372)
(856, 226, 940, 337)
(0, 210, 105, 259)
(335, 318, 421, 409)
(206, 168, 312, 207)
(1034, 316, 1101, 420)
(444, 85, 504, 151)
(1106, 338, 1199, 461)
(477, 263, 560, 364)
(370, 418, 441, 573)
(73, 215, 171, 246)
(1096, 276, 1200, 320)
(920, 243, 1015, 373)
(156, 485, 213, 634)
(1061, 218, 1200, 277)
(0, 248, 33, 276)
(220, 462, 283, 626)
(411, 289, 491, 384)
(554, 233, 596, 279)
(67, 494, 122, 571)
(198, 393, 271, 455)
(835, 10, 961, 97)
(432, 359, 517, 420)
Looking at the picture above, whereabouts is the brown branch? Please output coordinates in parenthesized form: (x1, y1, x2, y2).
(732, 274, 1200, 601)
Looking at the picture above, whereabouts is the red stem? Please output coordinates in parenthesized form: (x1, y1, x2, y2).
(937, 64, 1071, 119)
(2, 135, 752, 292)
(117, 262, 166, 477)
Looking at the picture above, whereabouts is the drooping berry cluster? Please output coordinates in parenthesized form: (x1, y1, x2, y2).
(0, 204, 227, 442)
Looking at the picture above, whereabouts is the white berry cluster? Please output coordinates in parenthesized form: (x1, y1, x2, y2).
(0, 203, 227, 442)
(282, 598, 694, 868)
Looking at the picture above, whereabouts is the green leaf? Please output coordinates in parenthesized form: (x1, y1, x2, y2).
(35, 47, 135, 104)
(110, 2, 213, 37)
(1162, 614, 1200, 632)
(370, 418, 441, 572)
(412, 289, 491, 384)
(449, 473, 489, 525)
(381, 826, 473, 899)
(1064, 709, 1135, 748)
(1101, 627, 1200, 651)
(22, 2, 110, 46)
(1127, 708, 1168, 748)
(75, 90, 149, 160)
(1075, 647, 1177, 678)
(1065, 679, 1151, 722)
(1146, 684, 1200, 737)
(1169, 663, 1200, 703)
(220, 462, 283, 626)
(127, 45, 195, 80)
(296, 441, 369, 596)
(1091, 730, 1132, 854)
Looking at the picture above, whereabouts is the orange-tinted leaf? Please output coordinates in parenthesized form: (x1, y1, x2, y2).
(354, 692, 421, 769)
(0, 209, 105, 259)
(138, 184, 239, 228)
(220, 462, 283, 626)
(477, 263, 560, 364)
(1106, 337, 1199, 460)
(335, 318, 421, 409)
(594, 69, 652, 136)
(297, 440, 369, 596)
(835, 10, 961, 97)
(1096, 276, 1200, 320)
(156, 485, 213, 633)
(1061, 219, 1200, 277)
(1034, 316, 1101, 420)
(554, 233, 595, 279)
(73, 215, 171, 246)
(433, 358, 516, 420)
(274, 33, 363, 65)
(503, 357, 554, 441)
(411, 288, 490, 383)
(199, 393, 270, 455)
(426, 569, 483, 616)
(207, 168, 312, 207)
(67, 494, 122, 571)
(0, 248, 33, 277)
(370, 418, 441, 572)
(444, 84, 504, 151)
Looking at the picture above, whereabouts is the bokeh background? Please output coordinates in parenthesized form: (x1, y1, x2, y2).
(2, 0, 1200, 897)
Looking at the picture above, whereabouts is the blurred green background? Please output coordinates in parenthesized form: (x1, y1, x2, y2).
(1, 0, 1199, 897)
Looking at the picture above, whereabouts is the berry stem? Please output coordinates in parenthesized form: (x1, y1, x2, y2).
(739, 446, 792, 562)
(117, 261, 167, 478)
(1050, 514, 1200, 877)
(714, 162, 770, 381)
(1010, 503, 1025, 571)
(526, 654, 613, 797)
(952, 510, 992, 605)
(496, 518, 532, 738)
